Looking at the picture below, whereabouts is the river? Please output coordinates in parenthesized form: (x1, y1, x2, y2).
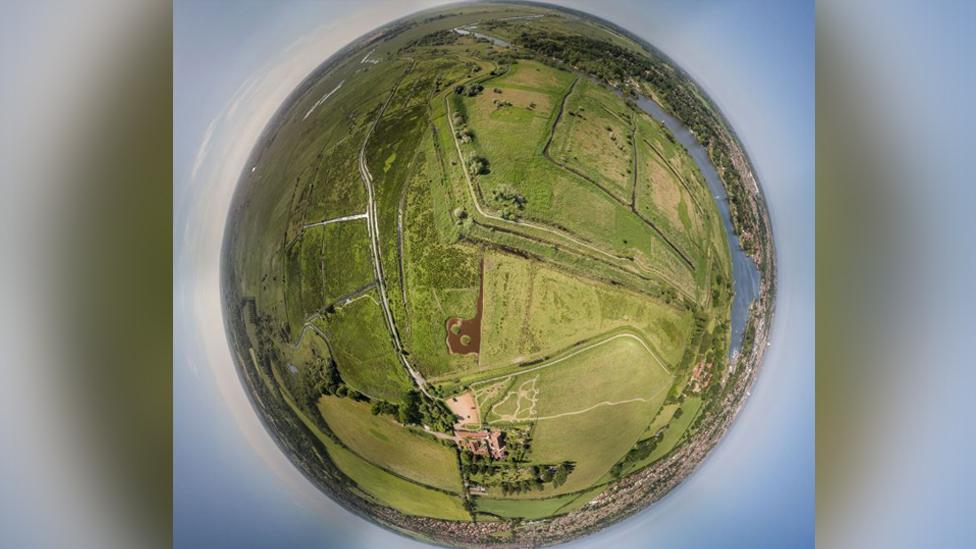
(633, 95, 761, 358)
(452, 25, 511, 48)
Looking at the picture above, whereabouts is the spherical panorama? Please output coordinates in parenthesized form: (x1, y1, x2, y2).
(221, 3, 775, 546)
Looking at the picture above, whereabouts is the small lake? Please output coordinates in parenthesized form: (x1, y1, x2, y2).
(634, 96, 761, 358)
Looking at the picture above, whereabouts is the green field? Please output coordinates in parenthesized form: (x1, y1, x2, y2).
(478, 251, 692, 369)
(615, 396, 704, 478)
(456, 60, 696, 296)
(477, 334, 672, 423)
(550, 78, 634, 202)
(315, 290, 413, 402)
(475, 486, 600, 520)
(323, 435, 470, 521)
(318, 396, 462, 492)
(220, 2, 758, 540)
(322, 220, 374, 305)
(270, 361, 469, 521)
(466, 334, 672, 497)
(400, 127, 483, 377)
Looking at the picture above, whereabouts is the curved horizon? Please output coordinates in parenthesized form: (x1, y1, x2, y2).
(174, 1, 812, 547)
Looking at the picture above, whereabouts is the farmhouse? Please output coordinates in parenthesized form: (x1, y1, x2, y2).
(456, 429, 507, 460)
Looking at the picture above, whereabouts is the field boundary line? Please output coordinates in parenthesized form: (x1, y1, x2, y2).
(471, 332, 671, 391)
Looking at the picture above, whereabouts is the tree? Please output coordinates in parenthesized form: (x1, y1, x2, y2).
(398, 390, 423, 425)
(467, 155, 490, 176)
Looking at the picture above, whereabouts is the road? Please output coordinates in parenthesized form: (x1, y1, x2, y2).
(357, 60, 434, 399)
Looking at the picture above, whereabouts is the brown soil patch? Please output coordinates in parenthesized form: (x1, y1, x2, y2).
(445, 391, 481, 427)
(446, 258, 484, 355)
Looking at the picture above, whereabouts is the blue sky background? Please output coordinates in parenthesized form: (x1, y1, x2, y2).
(174, 2, 813, 547)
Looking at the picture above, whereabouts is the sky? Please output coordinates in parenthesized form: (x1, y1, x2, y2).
(173, 1, 813, 547)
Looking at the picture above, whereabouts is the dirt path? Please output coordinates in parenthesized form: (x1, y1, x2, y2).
(357, 59, 434, 398)
(470, 332, 671, 392)
(303, 212, 368, 229)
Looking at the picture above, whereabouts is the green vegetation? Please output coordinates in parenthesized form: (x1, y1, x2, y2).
(323, 436, 470, 520)
(612, 396, 703, 478)
(475, 489, 592, 520)
(322, 221, 374, 305)
(514, 29, 765, 258)
(478, 251, 691, 369)
(220, 3, 771, 544)
(315, 291, 413, 402)
(550, 78, 634, 201)
(318, 396, 462, 492)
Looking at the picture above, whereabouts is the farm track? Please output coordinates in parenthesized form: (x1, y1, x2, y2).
(630, 112, 639, 208)
(468, 331, 671, 389)
(357, 59, 434, 399)
(542, 77, 696, 273)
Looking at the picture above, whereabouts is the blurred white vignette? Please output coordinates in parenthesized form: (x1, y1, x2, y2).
(0, 0, 974, 548)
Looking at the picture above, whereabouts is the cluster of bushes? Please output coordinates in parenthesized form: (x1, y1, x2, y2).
(491, 185, 526, 220)
(454, 83, 484, 97)
(288, 354, 344, 408)
(456, 126, 474, 143)
(451, 110, 476, 143)
(500, 462, 575, 494)
(491, 98, 513, 109)
(467, 154, 490, 176)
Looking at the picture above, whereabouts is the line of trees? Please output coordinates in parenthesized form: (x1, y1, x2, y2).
(370, 389, 457, 433)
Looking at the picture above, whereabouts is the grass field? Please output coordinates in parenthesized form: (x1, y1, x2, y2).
(318, 396, 462, 492)
(270, 361, 470, 521)
(643, 403, 678, 438)
(323, 435, 471, 520)
(321, 220, 374, 305)
(478, 251, 693, 369)
(615, 396, 703, 478)
(478, 333, 672, 423)
(474, 333, 673, 497)
(401, 127, 483, 377)
(550, 78, 634, 202)
(456, 60, 696, 297)
(475, 490, 586, 520)
(634, 115, 706, 259)
(288, 324, 332, 367)
(316, 290, 413, 402)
